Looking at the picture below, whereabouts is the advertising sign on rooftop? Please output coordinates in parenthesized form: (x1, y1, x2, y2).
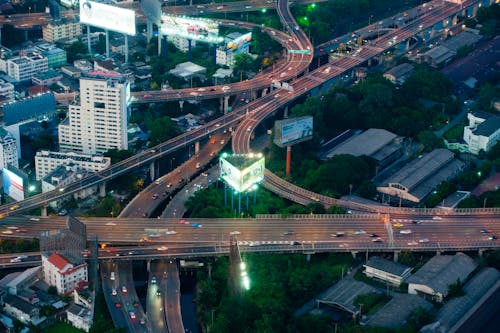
(274, 116, 313, 147)
(80, 0, 136, 36)
(220, 154, 265, 193)
(160, 14, 221, 43)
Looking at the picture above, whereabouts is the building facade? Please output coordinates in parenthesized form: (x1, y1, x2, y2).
(42, 253, 88, 295)
(6, 52, 48, 82)
(0, 79, 15, 104)
(35, 150, 110, 181)
(0, 128, 19, 169)
(463, 112, 500, 154)
(59, 72, 130, 154)
(43, 19, 82, 43)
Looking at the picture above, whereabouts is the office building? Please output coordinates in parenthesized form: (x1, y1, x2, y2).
(43, 18, 82, 43)
(463, 112, 500, 154)
(6, 52, 48, 81)
(59, 72, 130, 154)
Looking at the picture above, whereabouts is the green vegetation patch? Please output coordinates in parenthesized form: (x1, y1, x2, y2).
(44, 321, 86, 333)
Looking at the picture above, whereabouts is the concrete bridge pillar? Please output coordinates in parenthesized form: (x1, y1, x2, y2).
(147, 20, 153, 41)
(452, 15, 458, 26)
(219, 97, 223, 112)
(252, 90, 257, 100)
(158, 30, 162, 56)
(472, 4, 478, 17)
(223, 95, 229, 114)
(147, 260, 151, 272)
(179, 100, 184, 111)
(478, 249, 484, 257)
(41, 205, 47, 217)
(24, 30, 28, 41)
(405, 39, 411, 51)
(150, 161, 155, 181)
(99, 182, 106, 198)
(305, 253, 311, 262)
(394, 251, 399, 262)
(262, 88, 268, 96)
(436, 250, 442, 256)
(351, 251, 358, 259)
(194, 141, 200, 154)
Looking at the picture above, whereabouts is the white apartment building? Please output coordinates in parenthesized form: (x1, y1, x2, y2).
(0, 79, 15, 104)
(35, 150, 110, 181)
(42, 252, 88, 295)
(6, 52, 48, 81)
(66, 303, 92, 332)
(463, 112, 500, 154)
(59, 72, 130, 154)
(0, 127, 19, 169)
(43, 19, 83, 43)
(171, 35, 196, 52)
(216, 32, 251, 67)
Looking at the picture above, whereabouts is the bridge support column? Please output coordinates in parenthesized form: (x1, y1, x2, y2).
(405, 39, 411, 51)
(305, 254, 311, 262)
(472, 5, 478, 17)
(41, 205, 47, 217)
(394, 251, 399, 262)
(452, 15, 458, 26)
(147, 260, 151, 272)
(219, 97, 223, 112)
(194, 141, 200, 154)
(252, 90, 257, 100)
(150, 161, 156, 181)
(284, 106, 289, 118)
(105, 30, 110, 58)
(99, 182, 106, 198)
(179, 100, 184, 111)
(478, 249, 484, 258)
(86, 25, 92, 54)
(24, 30, 28, 41)
(262, 88, 268, 96)
(158, 30, 162, 56)
(223, 96, 229, 114)
(351, 251, 358, 259)
(147, 20, 153, 41)
(436, 250, 442, 256)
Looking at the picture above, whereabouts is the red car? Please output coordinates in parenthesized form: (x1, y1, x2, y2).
(178, 220, 189, 225)
(115, 302, 121, 308)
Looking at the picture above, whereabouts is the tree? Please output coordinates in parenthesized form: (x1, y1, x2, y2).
(47, 285, 58, 295)
(233, 53, 256, 79)
(146, 116, 181, 146)
(104, 149, 134, 164)
(65, 41, 88, 63)
(417, 130, 444, 151)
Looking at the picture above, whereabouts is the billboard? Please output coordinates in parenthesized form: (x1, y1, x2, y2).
(274, 116, 313, 147)
(2, 168, 24, 201)
(227, 32, 252, 51)
(160, 14, 221, 43)
(80, 0, 136, 36)
(220, 155, 265, 192)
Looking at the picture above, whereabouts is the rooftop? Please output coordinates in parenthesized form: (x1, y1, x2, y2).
(326, 128, 399, 160)
(383, 149, 455, 191)
(365, 294, 433, 329)
(422, 268, 500, 333)
(4, 294, 37, 314)
(473, 116, 500, 137)
(406, 253, 477, 297)
(364, 256, 411, 277)
(47, 252, 72, 271)
(222, 153, 264, 170)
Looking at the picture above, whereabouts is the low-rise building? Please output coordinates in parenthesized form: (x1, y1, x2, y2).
(407, 253, 477, 302)
(43, 18, 82, 43)
(363, 256, 412, 286)
(6, 52, 48, 82)
(169, 61, 206, 82)
(66, 303, 92, 332)
(35, 150, 111, 181)
(42, 252, 88, 295)
(0, 79, 15, 104)
(41, 165, 97, 209)
(171, 35, 196, 52)
(2, 294, 44, 325)
(377, 149, 465, 203)
(216, 32, 251, 67)
(383, 63, 414, 85)
(32, 69, 63, 86)
(463, 112, 500, 155)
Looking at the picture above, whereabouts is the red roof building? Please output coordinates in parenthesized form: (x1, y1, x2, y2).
(42, 252, 88, 295)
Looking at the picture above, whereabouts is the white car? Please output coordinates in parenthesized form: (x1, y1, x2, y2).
(408, 241, 418, 246)
(29, 217, 40, 221)
(230, 231, 241, 235)
(432, 216, 442, 220)
(400, 229, 412, 234)
(165, 230, 177, 235)
(354, 230, 366, 235)
(419, 238, 430, 243)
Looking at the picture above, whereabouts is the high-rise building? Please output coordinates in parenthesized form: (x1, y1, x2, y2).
(59, 72, 130, 154)
(0, 127, 19, 169)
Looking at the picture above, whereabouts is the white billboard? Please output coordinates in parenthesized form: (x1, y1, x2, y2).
(220, 156, 264, 192)
(80, 0, 136, 36)
(2, 168, 24, 201)
(160, 14, 221, 43)
(274, 116, 313, 147)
